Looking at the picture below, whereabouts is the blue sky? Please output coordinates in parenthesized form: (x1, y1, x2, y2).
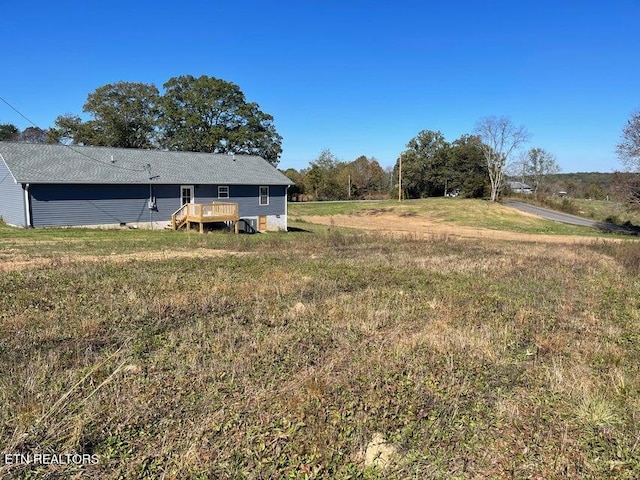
(1, 0, 638, 172)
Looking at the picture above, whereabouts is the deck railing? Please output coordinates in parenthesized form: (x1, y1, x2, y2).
(171, 203, 189, 230)
(171, 202, 239, 232)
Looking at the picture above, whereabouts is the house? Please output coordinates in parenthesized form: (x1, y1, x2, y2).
(508, 181, 533, 194)
(0, 142, 293, 231)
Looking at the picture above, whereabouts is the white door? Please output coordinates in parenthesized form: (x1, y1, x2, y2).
(181, 185, 195, 206)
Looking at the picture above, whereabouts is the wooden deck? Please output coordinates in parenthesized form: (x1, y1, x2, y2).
(171, 202, 239, 234)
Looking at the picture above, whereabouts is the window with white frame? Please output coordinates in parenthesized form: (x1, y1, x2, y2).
(181, 185, 194, 205)
(218, 186, 229, 199)
(259, 186, 269, 206)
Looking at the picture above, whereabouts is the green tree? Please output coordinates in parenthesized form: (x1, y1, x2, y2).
(475, 116, 529, 201)
(283, 168, 305, 201)
(446, 135, 488, 198)
(396, 130, 449, 198)
(49, 82, 160, 149)
(584, 182, 605, 200)
(303, 149, 345, 200)
(159, 75, 282, 166)
(0, 123, 19, 141)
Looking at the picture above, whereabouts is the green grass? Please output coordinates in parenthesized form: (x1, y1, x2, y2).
(290, 198, 626, 237)
(510, 196, 640, 228)
(1, 224, 640, 478)
(561, 198, 640, 226)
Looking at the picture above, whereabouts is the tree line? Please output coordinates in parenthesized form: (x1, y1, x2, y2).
(2, 77, 639, 204)
(283, 150, 391, 201)
(0, 76, 283, 166)
(284, 116, 554, 202)
(392, 116, 559, 201)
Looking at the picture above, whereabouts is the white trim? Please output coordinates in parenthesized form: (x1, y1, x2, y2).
(180, 185, 195, 205)
(285, 185, 289, 226)
(259, 186, 269, 206)
(24, 183, 32, 227)
(0, 152, 18, 184)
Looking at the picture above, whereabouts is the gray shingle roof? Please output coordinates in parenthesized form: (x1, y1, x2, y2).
(0, 142, 293, 185)
(509, 181, 532, 190)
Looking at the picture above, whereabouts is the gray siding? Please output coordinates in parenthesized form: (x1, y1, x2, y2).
(28, 183, 287, 227)
(0, 158, 26, 226)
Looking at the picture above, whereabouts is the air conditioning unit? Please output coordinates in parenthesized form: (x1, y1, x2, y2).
(238, 218, 257, 234)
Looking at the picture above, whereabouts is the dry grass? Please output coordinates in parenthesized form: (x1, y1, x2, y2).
(1, 223, 640, 478)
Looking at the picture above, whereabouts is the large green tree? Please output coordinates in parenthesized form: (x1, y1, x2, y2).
(159, 75, 282, 166)
(50, 82, 160, 149)
(446, 135, 488, 198)
(397, 130, 449, 198)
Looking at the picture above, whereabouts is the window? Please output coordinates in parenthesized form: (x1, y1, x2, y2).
(181, 185, 194, 205)
(259, 186, 269, 206)
(218, 186, 229, 199)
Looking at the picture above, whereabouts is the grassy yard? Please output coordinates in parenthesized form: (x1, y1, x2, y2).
(1, 221, 640, 478)
(289, 198, 627, 237)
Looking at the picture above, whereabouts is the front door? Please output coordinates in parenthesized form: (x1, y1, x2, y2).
(181, 185, 194, 206)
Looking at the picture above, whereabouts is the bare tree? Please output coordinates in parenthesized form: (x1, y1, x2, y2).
(523, 147, 560, 195)
(612, 171, 640, 207)
(16, 126, 49, 143)
(475, 116, 529, 201)
(616, 110, 640, 207)
(617, 110, 640, 169)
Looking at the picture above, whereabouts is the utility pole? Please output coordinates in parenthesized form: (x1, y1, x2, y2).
(348, 173, 351, 199)
(398, 156, 403, 202)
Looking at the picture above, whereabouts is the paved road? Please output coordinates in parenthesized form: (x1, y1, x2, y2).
(503, 200, 638, 234)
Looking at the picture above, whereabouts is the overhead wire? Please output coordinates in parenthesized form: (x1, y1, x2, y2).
(0, 95, 148, 173)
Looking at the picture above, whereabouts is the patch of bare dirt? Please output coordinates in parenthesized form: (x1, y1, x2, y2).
(0, 248, 250, 273)
(300, 214, 627, 245)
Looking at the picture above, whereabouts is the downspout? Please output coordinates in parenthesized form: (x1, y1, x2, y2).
(285, 185, 289, 231)
(23, 183, 32, 228)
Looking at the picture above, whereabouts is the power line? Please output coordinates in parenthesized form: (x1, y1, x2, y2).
(0, 96, 40, 127)
(0, 95, 147, 173)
